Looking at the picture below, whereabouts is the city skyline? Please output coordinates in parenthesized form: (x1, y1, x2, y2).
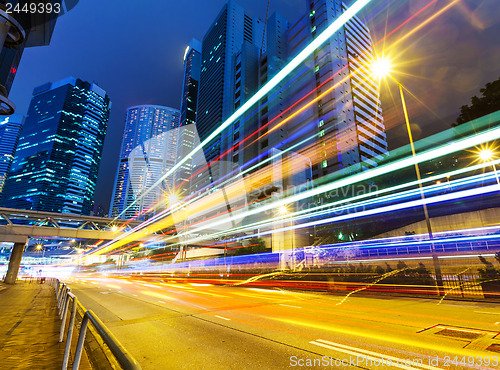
(2, 2, 500, 368)
(6, 0, 500, 212)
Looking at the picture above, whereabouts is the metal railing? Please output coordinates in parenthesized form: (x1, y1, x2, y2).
(48, 278, 141, 370)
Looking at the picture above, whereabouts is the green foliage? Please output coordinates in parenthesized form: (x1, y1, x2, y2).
(455, 77, 500, 125)
(478, 255, 500, 282)
(233, 237, 267, 256)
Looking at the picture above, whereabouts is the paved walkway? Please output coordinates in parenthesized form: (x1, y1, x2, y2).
(0, 280, 64, 369)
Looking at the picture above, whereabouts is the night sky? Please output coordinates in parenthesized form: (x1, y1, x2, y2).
(7, 0, 500, 211)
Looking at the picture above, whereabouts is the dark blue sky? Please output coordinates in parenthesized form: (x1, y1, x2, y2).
(8, 0, 500, 210)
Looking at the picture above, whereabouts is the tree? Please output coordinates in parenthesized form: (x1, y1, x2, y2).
(454, 77, 500, 126)
(233, 237, 267, 256)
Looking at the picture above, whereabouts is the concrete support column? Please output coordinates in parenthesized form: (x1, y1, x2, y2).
(4, 241, 26, 284)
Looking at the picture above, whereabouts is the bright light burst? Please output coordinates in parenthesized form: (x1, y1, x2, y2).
(371, 57, 392, 80)
(278, 205, 289, 216)
(479, 148, 494, 162)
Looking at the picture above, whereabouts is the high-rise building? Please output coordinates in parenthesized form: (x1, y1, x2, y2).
(0, 113, 24, 193)
(196, 0, 265, 170)
(284, 0, 387, 179)
(1, 77, 111, 215)
(180, 39, 202, 127)
(0, 1, 62, 114)
(110, 105, 180, 219)
(175, 39, 202, 195)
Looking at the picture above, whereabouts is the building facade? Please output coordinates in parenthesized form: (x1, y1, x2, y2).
(1, 77, 111, 215)
(0, 113, 24, 193)
(175, 39, 202, 195)
(196, 0, 265, 170)
(109, 105, 180, 219)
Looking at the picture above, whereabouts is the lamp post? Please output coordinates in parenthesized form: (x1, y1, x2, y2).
(478, 148, 500, 188)
(276, 204, 295, 270)
(372, 58, 444, 295)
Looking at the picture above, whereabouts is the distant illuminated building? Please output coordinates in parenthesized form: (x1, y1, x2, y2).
(196, 0, 265, 173)
(1, 77, 111, 215)
(175, 39, 201, 195)
(109, 105, 180, 219)
(0, 0, 62, 114)
(0, 113, 23, 193)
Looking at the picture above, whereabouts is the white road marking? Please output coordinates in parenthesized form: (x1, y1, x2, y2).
(214, 315, 231, 321)
(310, 339, 440, 370)
(474, 311, 500, 315)
(279, 304, 302, 309)
(441, 304, 478, 308)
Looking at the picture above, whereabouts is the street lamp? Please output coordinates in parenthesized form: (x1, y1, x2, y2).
(372, 58, 444, 295)
(478, 148, 500, 188)
(278, 205, 289, 217)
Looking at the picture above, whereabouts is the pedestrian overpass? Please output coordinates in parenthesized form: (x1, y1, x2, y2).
(0, 207, 148, 284)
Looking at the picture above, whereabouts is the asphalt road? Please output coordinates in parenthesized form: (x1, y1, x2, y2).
(65, 275, 500, 369)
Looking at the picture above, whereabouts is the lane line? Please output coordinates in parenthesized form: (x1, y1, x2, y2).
(279, 304, 302, 309)
(311, 339, 440, 370)
(474, 311, 500, 315)
(214, 315, 231, 321)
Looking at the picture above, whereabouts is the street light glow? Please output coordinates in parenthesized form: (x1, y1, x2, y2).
(371, 57, 392, 79)
(36, 244, 42, 250)
(166, 192, 180, 205)
(479, 148, 494, 162)
(278, 205, 289, 216)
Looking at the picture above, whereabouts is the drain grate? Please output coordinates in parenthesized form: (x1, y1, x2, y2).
(435, 328, 483, 341)
(486, 343, 500, 353)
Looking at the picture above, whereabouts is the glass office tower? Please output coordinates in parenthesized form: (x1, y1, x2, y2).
(109, 105, 180, 219)
(0, 113, 23, 193)
(1, 77, 111, 215)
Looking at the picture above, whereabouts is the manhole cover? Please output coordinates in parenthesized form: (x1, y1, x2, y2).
(435, 328, 483, 340)
(486, 343, 500, 353)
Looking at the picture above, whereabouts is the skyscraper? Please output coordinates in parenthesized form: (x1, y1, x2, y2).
(110, 105, 180, 219)
(196, 0, 265, 170)
(1, 77, 111, 215)
(175, 39, 202, 195)
(284, 0, 387, 179)
(0, 113, 24, 193)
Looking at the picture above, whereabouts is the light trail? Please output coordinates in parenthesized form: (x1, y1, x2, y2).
(152, 116, 500, 246)
(87, 111, 500, 257)
(162, 169, 499, 250)
(111, 0, 374, 222)
(101, 0, 471, 253)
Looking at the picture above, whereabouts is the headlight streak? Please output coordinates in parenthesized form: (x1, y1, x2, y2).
(237, 184, 500, 242)
(165, 170, 500, 249)
(109, 0, 374, 223)
(90, 112, 500, 257)
(154, 119, 500, 247)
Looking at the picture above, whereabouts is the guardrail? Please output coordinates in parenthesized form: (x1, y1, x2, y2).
(48, 278, 141, 370)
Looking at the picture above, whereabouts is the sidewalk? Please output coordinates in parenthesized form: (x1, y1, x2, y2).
(0, 280, 64, 369)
